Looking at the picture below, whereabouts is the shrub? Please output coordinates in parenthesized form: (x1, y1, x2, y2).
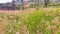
(26, 10, 53, 34)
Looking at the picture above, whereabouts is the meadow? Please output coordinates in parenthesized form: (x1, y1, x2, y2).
(0, 7, 60, 34)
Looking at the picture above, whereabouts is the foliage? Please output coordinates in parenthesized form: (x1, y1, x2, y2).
(1, 8, 60, 34)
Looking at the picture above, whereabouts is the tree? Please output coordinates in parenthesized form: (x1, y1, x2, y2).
(44, 0, 47, 7)
(47, 0, 49, 4)
(44, 0, 48, 7)
(21, 0, 24, 9)
(12, 0, 15, 9)
(36, 0, 39, 10)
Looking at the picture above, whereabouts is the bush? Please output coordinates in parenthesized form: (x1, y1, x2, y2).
(26, 10, 53, 34)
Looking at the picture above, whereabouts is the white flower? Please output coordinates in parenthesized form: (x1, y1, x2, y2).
(0, 18, 2, 21)
(14, 19, 16, 22)
(10, 16, 13, 19)
(16, 31, 19, 34)
(18, 22, 21, 24)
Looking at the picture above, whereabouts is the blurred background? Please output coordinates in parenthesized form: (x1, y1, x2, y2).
(0, 0, 60, 10)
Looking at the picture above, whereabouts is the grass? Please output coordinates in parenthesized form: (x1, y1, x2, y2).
(0, 8, 60, 34)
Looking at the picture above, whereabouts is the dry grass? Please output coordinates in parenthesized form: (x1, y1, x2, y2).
(0, 8, 36, 34)
(0, 7, 60, 34)
(0, 8, 36, 14)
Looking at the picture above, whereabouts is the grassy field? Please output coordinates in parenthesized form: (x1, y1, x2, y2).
(0, 8, 60, 34)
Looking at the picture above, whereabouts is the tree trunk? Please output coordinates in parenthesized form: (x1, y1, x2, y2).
(21, 0, 25, 10)
(47, 0, 49, 4)
(44, 0, 48, 7)
(12, 0, 15, 10)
